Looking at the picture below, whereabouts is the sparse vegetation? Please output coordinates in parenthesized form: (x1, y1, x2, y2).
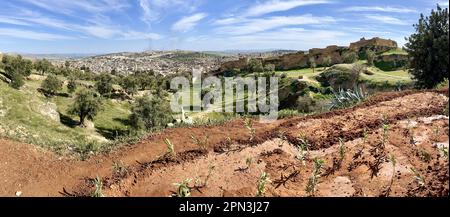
(296, 134, 310, 166)
(91, 176, 104, 197)
(190, 134, 209, 151)
(244, 118, 256, 141)
(338, 138, 346, 161)
(246, 157, 253, 170)
(306, 158, 325, 196)
(173, 179, 192, 197)
(410, 167, 425, 187)
(256, 172, 271, 197)
(112, 161, 128, 177)
(164, 138, 176, 159)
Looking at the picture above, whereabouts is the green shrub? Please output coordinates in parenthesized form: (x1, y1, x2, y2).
(297, 95, 317, 113)
(41, 74, 63, 97)
(278, 109, 300, 118)
(343, 52, 358, 64)
(129, 93, 173, 130)
(317, 69, 359, 90)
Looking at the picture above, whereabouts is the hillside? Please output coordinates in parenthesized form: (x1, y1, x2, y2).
(0, 88, 448, 196)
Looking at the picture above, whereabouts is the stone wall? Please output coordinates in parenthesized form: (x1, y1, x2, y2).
(349, 37, 398, 53)
(218, 37, 400, 72)
(219, 57, 250, 71)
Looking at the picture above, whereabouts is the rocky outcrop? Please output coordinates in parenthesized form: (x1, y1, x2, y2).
(349, 37, 398, 54)
(219, 37, 400, 72)
(219, 57, 250, 71)
(33, 101, 60, 122)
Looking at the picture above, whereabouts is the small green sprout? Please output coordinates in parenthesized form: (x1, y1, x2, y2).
(256, 172, 271, 197)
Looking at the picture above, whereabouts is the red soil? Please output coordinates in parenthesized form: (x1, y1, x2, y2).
(0, 89, 448, 197)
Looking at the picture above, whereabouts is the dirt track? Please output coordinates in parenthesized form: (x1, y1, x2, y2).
(0, 89, 448, 197)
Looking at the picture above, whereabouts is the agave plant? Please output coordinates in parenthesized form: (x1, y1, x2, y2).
(330, 86, 367, 110)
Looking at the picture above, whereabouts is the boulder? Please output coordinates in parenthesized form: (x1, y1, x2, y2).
(35, 101, 60, 122)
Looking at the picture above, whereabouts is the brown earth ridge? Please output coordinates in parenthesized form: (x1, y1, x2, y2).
(0, 88, 448, 197)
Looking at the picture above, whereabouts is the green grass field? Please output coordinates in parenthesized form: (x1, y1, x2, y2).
(0, 74, 132, 155)
(380, 48, 408, 56)
(275, 63, 411, 85)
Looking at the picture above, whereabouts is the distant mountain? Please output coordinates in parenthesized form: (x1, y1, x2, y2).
(11, 53, 100, 60)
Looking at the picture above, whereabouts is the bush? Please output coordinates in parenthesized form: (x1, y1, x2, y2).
(41, 74, 62, 96)
(366, 50, 376, 66)
(129, 92, 173, 130)
(67, 77, 77, 93)
(278, 109, 300, 119)
(317, 68, 360, 90)
(374, 59, 408, 71)
(296, 95, 317, 113)
(343, 52, 358, 64)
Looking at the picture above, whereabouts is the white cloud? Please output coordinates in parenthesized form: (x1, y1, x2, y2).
(215, 14, 336, 35)
(245, 0, 333, 17)
(365, 14, 409, 25)
(0, 17, 31, 26)
(172, 13, 207, 32)
(0, 28, 74, 40)
(139, 0, 201, 25)
(179, 28, 350, 51)
(22, 0, 129, 15)
(0, 4, 161, 41)
(437, 1, 449, 7)
(343, 6, 418, 13)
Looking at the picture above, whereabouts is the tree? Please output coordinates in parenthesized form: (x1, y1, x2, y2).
(264, 64, 275, 72)
(1, 55, 32, 89)
(95, 73, 113, 96)
(323, 56, 332, 70)
(129, 92, 173, 130)
(64, 61, 70, 68)
(309, 57, 317, 73)
(366, 50, 376, 66)
(121, 75, 138, 96)
(248, 59, 264, 74)
(343, 52, 358, 64)
(34, 59, 52, 75)
(41, 74, 62, 96)
(67, 77, 77, 93)
(68, 89, 103, 127)
(405, 5, 449, 88)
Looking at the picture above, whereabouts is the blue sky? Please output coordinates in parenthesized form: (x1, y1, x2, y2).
(0, 0, 448, 54)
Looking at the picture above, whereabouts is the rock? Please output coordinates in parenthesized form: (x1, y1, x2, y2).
(15, 191, 22, 197)
(83, 120, 95, 130)
(167, 123, 175, 128)
(35, 101, 60, 122)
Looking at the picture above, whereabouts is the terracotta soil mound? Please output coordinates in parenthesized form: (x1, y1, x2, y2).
(0, 89, 448, 197)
